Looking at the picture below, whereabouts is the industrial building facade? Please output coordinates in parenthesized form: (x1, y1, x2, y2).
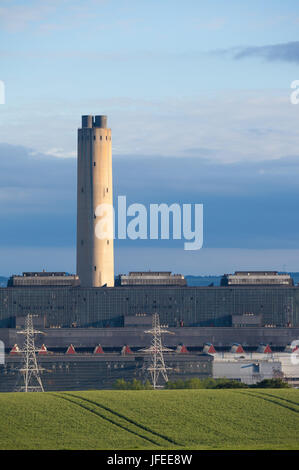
(0, 284, 298, 329)
(0, 353, 213, 392)
(221, 271, 294, 286)
(1, 113, 298, 392)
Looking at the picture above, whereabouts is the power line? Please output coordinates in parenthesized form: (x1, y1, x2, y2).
(15, 314, 45, 392)
(140, 313, 174, 389)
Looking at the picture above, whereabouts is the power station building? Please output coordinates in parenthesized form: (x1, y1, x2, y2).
(221, 271, 294, 287)
(115, 272, 187, 287)
(1, 114, 299, 334)
(1, 114, 299, 390)
(0, 283, 299, 330)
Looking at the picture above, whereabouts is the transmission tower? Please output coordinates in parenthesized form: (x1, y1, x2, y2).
(140, 313, 174, 389)
(16, 314, 45, 392)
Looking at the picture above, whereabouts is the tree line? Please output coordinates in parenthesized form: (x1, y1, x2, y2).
(113, 377, 289, 390)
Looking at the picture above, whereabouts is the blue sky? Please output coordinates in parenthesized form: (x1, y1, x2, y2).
(1, 0, 299, 275)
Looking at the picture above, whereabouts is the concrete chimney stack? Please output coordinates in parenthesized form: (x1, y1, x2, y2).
(77, 115, 114, 287)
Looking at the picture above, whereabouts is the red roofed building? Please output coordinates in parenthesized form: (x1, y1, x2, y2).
(230, 343, 244, 354)
(38, 344, 48, 355)
(176, 344, 189, 354)
(121, 345, 132, 355)
(203, 343, 216, 354)
(257, 344, 272, 354)
(65, 344, 76, 354)
(10, 344, 20, 355)
(93, 344, 104, 354)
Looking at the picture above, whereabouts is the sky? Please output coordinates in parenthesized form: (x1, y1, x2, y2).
(1, 0, 299, 275)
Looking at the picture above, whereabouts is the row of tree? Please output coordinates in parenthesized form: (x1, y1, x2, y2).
(165, 377, 289, 389)
(113, 379, 154, 390)
(113, 377, 289, 390)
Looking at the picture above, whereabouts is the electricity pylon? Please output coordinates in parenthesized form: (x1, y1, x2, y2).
(140, 313, 174, 389)
(16, 314, 45, 392)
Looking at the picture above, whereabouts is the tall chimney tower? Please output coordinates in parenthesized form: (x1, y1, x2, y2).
(77, 115, 114, 287)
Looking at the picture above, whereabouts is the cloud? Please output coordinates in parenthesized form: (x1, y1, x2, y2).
(0, 143, 76, 213)
(222, 41, 299, 64)
(43, 148, 76, 158)
(114, 154, 299, 252)
(0, 0, 134, 34)
(1, 142, 299, 261)
(0, 1, 59, 32)
(1, 91, 298, 164)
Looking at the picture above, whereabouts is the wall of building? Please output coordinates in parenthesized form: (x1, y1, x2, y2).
(213, 359, 282, 384)
(0, 353, 213, 392)
(0, 285, 299, 329)
(1, 326, 299, 350)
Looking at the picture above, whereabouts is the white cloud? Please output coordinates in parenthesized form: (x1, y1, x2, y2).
(0, 90, 299, 164)
(0, 2, 58, 32)
(0, 0, 130, 34)
(44, 148, 76, 159)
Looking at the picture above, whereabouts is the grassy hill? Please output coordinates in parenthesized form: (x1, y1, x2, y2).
(0, 389, 299, 450)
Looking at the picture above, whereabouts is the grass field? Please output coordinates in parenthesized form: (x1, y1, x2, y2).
(0, 389, 299, 450)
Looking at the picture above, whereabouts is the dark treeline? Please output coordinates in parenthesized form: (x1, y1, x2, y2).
(113, 377, 289, 390)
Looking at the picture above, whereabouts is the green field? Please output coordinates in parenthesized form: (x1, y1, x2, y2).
(0, 389, 299, 450)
